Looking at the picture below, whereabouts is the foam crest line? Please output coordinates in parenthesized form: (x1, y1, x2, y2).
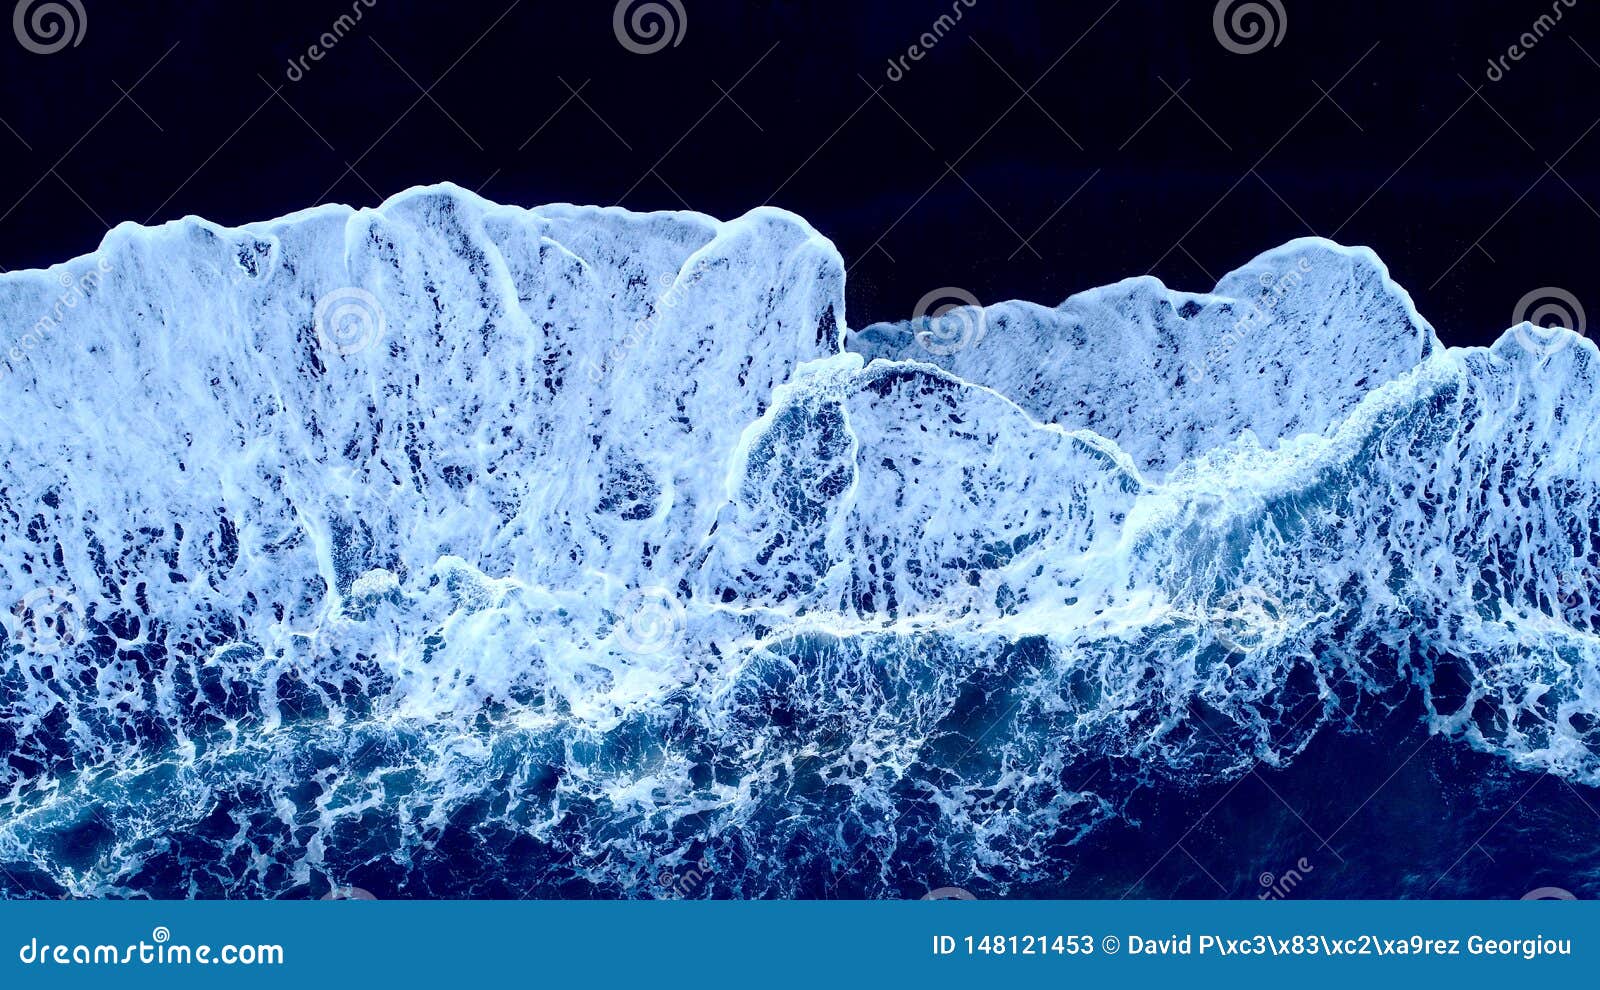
(0, 184, 1594, 897)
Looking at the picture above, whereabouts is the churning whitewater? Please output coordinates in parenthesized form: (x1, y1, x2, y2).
(0, 184, 1596, 898)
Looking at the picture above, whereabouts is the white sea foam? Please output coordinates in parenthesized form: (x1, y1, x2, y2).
(0, 185, 1594, 896)
(848, 237, 1437, 479)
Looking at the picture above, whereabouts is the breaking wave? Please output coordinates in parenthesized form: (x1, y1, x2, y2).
(1, 184, 1595, 897)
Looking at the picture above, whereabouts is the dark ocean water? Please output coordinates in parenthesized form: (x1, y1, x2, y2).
(3, 640, 1595, 900)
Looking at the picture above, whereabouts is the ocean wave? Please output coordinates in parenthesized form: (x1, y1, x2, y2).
(0, 184, 1594, 897)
